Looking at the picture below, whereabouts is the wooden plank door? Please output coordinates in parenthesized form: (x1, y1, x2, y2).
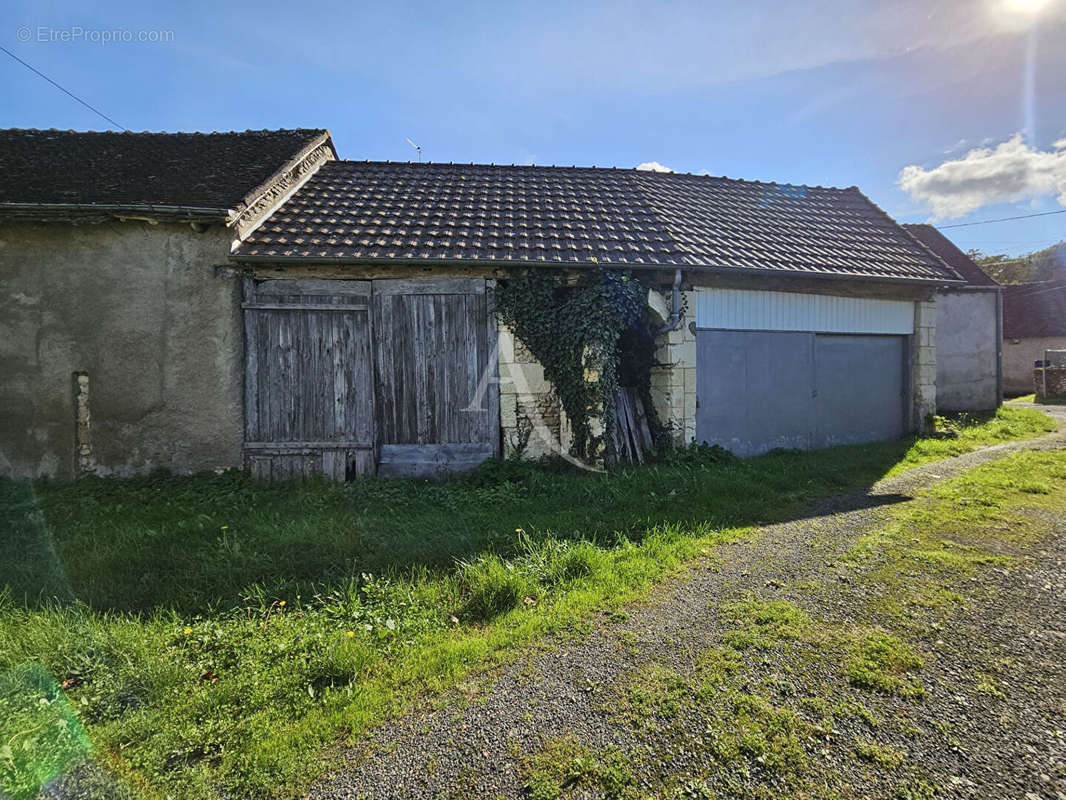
(243, 278, 375, 480)
(372, 277, 500, 477)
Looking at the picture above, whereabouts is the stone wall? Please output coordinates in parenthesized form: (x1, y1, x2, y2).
(913, 298, 938, 430)
(497, 324, 572, 459)
(648, 290, 697, 445)
(497, 287, 697, 460)
(1035, 367, 1066, 402)
(0, 221, 244, 479)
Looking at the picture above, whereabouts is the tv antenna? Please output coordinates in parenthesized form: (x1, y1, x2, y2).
(405, 137, 422, 162)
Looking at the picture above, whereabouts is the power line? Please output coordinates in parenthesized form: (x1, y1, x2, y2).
(0, 45, 127, 131)
(936, 208, 1066, 229)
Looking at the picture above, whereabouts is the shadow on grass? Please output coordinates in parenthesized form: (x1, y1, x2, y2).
(0, 480, 75, 607)
(0, 435, 931, 616)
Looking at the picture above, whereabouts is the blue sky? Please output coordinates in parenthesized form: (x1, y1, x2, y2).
(3, 0, 1066, 257)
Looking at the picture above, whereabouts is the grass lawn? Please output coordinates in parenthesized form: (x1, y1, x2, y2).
(1011, 393, 1066, 406)
(0, 405, 1056, 799)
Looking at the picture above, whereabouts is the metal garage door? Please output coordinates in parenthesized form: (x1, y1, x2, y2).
(812, 335, 905, 448)
(695, 331, 905, 457)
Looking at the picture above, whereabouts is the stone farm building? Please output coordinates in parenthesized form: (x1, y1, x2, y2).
(0, 128, 977, 481)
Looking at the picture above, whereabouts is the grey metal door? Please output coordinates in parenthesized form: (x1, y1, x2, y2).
(695, 331, 814, 456)
(243, 278, 376, 480)
(696, 330, 905, 456)
(812, 335, 904, 447)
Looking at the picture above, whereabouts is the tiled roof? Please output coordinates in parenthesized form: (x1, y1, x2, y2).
(903, 224, 998, 287)
(1003, 281, 1066, 338)
(0, 128, 331, 213)
(234, 161, 961, 283)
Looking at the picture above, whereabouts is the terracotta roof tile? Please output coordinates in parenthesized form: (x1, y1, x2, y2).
(235, 161, 959, 282)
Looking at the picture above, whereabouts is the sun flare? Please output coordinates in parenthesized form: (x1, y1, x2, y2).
(1006, 0, 1050, 13)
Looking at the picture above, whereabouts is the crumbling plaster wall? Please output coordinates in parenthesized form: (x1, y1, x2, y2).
(0, 220, 244, 479)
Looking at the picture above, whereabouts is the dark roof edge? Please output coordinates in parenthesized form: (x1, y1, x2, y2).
(901, 230, 962, 281)
(0, 201, 228, 222)
(941, 284, 1003, 292)
(0, 129, 333, 226)
(228, 253, 966, 286)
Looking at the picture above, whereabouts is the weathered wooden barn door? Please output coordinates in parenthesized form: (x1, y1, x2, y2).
(243, 278, 375, 480)
(372, 278, 499, 477)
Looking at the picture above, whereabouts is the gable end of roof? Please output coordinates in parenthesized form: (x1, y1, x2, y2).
(902, 224, 997, 287)
(0, 128, 333, 225)
(229, 132, 336, 238)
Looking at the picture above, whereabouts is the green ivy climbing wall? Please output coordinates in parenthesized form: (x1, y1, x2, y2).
(495, 268, 654, 462)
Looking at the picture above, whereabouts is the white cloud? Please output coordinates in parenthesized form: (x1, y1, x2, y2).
(636, 161, 674, 173)
(898, 134, 1066, 219)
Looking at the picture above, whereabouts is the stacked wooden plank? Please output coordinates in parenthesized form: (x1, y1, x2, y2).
(610, 387, 654, 465)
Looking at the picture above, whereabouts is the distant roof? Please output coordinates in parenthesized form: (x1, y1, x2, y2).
(903, 224, 998, 287)
(1003, 281, 1066, 338)
(0, 128, 332, 219)
(233, 161, 962, 284)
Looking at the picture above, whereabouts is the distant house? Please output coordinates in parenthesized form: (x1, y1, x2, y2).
(1, 129, 965, 480)
(1002, 281, 1066, 395)
(903, 224, 1002, 411)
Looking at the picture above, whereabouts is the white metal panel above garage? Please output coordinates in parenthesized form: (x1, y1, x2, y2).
(696, 288, 914, 335)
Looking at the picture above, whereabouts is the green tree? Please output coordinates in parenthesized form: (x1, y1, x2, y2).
(971, 241, 1066, 284)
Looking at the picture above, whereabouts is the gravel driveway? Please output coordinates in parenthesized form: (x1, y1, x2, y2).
(314, 407, 1066, 800)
